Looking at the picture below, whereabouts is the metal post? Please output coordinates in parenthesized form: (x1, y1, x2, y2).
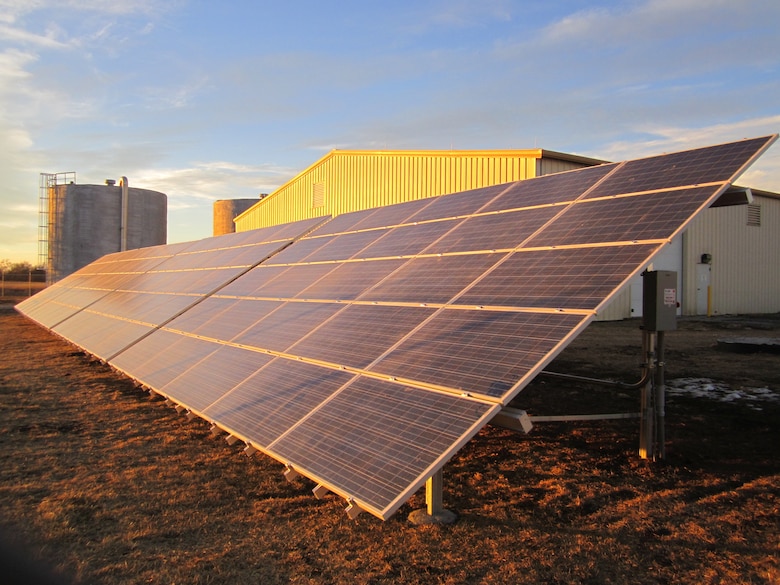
(120, 176, 129, 252)
(408, 469, 457, 525)
(639, 330, 655, 459)
(654, 331, 666, 460)
(426, 469, 444, 516)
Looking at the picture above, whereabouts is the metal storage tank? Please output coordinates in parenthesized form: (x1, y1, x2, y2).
(45, 177, 167, 283)
(213, 198, 262, 236)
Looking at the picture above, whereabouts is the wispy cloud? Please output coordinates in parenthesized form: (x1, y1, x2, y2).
(131, 160, 297, 205)
(0, 23, 71, 49)
(597, 116, 780, 157)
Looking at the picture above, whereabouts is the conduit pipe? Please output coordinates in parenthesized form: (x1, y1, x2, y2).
(538, 368, 651, 391)
(120, 176, 129, 251)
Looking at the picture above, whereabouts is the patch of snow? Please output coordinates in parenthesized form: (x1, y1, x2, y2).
(666, 378, 779, 411)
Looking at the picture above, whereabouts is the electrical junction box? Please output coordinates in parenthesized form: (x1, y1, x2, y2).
(642, 270, 678, 331)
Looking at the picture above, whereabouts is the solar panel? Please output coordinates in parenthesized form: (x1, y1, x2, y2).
(17, 217, 327, 359)
(16, 135, 777, 520)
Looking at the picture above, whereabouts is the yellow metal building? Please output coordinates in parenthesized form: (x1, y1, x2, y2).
(234, 149, 604, 232)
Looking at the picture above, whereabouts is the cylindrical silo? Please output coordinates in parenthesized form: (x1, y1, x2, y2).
(213, 198, 261, 236)
(47, 180, 167, 283)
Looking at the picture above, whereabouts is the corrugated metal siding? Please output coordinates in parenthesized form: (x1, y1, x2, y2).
(597, 288, 631, 322)
(682, 196, 780, 315)
(235, 151, 544, 232)
(538, 158, 595, 176)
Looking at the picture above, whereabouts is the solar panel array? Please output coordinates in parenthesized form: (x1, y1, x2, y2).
(17, 136, 776, 520)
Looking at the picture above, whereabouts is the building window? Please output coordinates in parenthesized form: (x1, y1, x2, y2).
(747, 203, 761, 227)
(312, 182, 325, 208)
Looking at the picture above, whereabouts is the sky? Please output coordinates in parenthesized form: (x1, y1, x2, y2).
(1, 0, 779, 264)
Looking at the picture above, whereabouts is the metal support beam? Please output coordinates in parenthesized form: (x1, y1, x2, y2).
(283, 465, 300, 482)
(345, 499, 363, 520)
(408, 469, 457, 525)
(490, 407, 533, 433)
(639, 330, 655, 459)
(312, 484, 329, 499)
(426, 469, 444, 516)
(654, 331, 666, 460)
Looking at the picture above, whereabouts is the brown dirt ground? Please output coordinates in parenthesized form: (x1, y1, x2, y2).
(0, 306, 778, 584)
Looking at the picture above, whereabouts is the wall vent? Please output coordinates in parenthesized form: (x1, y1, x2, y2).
(312, 182, 325, 208)
(747, 203, 761, 227)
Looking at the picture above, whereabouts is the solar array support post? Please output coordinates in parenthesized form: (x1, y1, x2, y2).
(427, 469, 444, 516)
(654, 331, 666, 460)
(408, 469, 457, 525)
(639, 330, 655, 459)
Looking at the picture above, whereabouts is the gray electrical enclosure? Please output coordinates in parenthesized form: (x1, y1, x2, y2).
(642, 270, 678, 331)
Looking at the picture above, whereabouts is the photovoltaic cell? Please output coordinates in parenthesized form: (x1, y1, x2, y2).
(53, 313, 155, 362)
(356, 220, 458, 258)
(232, 301, 343, 353)
(217, 264, 305, 298)
(111, 331, 221, 389)
(406, 183, 510, 222)
(369, 310, 590, 399)
(262, 234, 337, 265)
(161, 345, 275, 413)
(287, 304, 436, 369)
(306, 208, 379, 237)
(204, 359, 356, 447)
(481, 164, 616, 213)
(345, 197, 434, 232)
(231, 264, 339, 299)
(425, 206, 559, 254)
(360, 254, 500, 305)
(295, 258, 407, 301)
(459, 245, 659, 309)
(299, 229, 390, 263)
(268, 377, 498, 518)
(527, 186, 722, 247)
(162, 296, 241, 337)
(16, 135, 776, 521)
(584, 137, 773, 199)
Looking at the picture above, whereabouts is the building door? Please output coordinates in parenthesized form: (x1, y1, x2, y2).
(695, 263, 712, 315)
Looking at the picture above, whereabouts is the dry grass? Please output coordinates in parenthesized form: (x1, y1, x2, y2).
(0, 307, 778, 584)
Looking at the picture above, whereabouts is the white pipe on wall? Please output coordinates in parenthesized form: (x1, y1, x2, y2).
(120, 176, 129, 251)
